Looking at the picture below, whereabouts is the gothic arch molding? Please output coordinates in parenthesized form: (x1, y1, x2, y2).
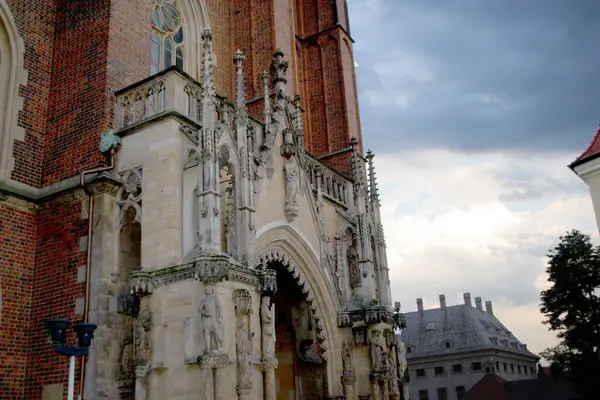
(0, 0, 27, 184)
(252, 225, 343, 372)
(177, 0, 210, 80)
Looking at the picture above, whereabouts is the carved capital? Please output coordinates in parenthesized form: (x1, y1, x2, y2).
(198, 353, 229, 369)
(134, 363, 151, 379)
(341, 372, 356, 386)
(261, 357, 279, 371)
(130, 271, 153, 295)
(258, 269, 277, 295)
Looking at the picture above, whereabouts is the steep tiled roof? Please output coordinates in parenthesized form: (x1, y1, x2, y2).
(570, 124, 600, 168)
(400, 304, 538, 360)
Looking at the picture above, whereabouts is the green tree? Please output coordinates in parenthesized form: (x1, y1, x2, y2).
(540, 229, 600, 399)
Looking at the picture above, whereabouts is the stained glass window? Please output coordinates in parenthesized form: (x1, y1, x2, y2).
(151, 0, 184, 74)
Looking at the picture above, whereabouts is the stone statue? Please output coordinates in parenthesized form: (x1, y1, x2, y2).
(396, 338, 407, 373)
(370, 330, 388, 372)
(260, 296, 275, 359)
(199, 284, 225, 353)
(236, 316, 253, 390)
(224, 185, 236, 255)
(347, 235, 361, 287)
(284, 155, 300, 219)
(133, 304, 151, 364)
(342, 341, 353, 373)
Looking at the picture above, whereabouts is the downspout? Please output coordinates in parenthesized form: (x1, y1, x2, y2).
(78, 148, 116, 400)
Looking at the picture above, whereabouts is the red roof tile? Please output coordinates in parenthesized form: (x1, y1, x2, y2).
(571, 124, 600, 167)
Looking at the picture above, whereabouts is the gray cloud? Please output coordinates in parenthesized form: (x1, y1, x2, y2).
(349, 0, 600, 154)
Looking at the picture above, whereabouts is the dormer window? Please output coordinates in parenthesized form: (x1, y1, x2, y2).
(444, 340, 453, 349)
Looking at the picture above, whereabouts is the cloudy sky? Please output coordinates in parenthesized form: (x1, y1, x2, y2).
(348, 0, 600, 355)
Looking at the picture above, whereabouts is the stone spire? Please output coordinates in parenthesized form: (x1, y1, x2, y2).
(233, 49, 254, 263)
(196, 29, 221, 252)
(366, 150, 380, 207)
(350, 137, 366, 202)
(293, 94, 305, 152)
(261, 71, 273, 150)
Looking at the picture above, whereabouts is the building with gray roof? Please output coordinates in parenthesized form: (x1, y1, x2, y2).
(400, 293, 539, 400)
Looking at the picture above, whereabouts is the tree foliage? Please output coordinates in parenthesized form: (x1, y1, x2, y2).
(540, 229, 600, 399)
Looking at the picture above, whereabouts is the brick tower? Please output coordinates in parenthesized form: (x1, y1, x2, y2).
(0, 1, 401, 399)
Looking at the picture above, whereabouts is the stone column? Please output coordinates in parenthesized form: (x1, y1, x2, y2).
(134, 363, 151, 400)
(342, 374, 356, 400)
(371, 376, 382, 400)
(198, 354, 229, 400)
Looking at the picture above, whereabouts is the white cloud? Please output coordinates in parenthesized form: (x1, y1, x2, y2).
(376, 149, 597, 354)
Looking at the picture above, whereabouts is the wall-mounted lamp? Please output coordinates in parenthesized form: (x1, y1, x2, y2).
(44, 319, 97, 400)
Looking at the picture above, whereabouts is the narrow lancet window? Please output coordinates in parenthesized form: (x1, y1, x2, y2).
(151, 0, 184, 74)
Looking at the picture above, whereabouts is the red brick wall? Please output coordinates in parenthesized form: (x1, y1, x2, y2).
(42, 1, 111, 186)
(0, 204, 36, 399)
(7, 0, 56, 188)
(25, 201, 87, 399)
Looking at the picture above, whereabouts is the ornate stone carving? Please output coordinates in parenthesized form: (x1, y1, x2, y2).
(283, 155, 300, 221)
(347, 235, 361, 287)
(353, 327, 367, 346)
(130, 271, 153, 295)
(116, 318, 135, 397)
(341, 340, 356, 385)
(234, 289, 254, 394)
(260, 296, 276, 360)
(224, 184, 237, 255)
(198, 284, 225, 354)
(133, 301, 151, 364)
(117, 168, 143, 222)
(193, 251, 230, 284)
(370, 329, 388, 373)
(258, 269, 277, 295)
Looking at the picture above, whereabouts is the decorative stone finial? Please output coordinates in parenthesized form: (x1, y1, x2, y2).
(366, 150, 380, 206)
(270, 49, 289, 93)
(234, 49, 248, 125)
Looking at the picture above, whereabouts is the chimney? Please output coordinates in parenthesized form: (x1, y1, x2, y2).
(475, 297, 483, 311)
(485, 300, 494, 315)
(416, 298, 423, 313)
(439, 294, 446, 310)
(463, 292, 472, 307)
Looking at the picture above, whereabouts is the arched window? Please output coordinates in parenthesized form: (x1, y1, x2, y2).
(151, 0, 184, 74)
(0, 0, 27, 185)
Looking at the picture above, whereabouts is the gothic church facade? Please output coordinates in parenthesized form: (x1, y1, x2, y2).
(0, 1, 403, 399)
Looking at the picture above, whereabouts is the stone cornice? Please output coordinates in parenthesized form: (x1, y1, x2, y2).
(145, 261, 260, 289)
(0, 172, 121, 213)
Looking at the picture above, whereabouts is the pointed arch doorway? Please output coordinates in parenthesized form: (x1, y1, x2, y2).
(266, 260, 327, 400)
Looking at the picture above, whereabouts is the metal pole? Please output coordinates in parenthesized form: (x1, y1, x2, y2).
(68, 355, 76, 400)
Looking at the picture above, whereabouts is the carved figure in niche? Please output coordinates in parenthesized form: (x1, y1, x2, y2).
(298, 339, 322, 364)
(370, 330, 388, 372)
(284, 155, 300, 219)
(118, 325, 134, 378)
(347, 235, 361, 287)
(236, 316, 254, 388)
(342, 341, 354, 374)
(224, 184, 236, 255)
(260, 296, 275, 359)
(199, 285, 225, 353)
(133, 304, 151, 364)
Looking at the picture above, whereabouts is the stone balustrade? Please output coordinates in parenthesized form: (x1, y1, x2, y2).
(114, 67, 206, 132)
(305, 153, 351, 207)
